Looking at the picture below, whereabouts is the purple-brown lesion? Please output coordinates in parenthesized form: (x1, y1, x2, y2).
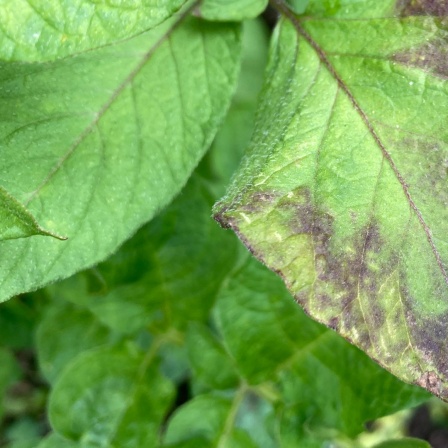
(394, 40, 448, 79)
(397, 0, 448, 16)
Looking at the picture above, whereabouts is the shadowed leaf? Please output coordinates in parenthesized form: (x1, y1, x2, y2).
(49, 344, 175, 446)
(200, 0, 268, 20)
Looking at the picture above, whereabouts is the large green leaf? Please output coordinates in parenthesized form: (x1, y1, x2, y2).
(0, 0, 186, 61)
(49, 344, 175, 446)
(214, 0, 448, 399)
(0, 7, 240, 303)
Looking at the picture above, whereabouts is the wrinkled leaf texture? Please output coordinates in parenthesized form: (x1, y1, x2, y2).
(214, 0, 448, 399)
(0, 0, 186, 61)
(0, 2, 241, 302)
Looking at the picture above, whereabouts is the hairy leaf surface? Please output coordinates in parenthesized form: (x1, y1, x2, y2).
(0, 7, 240, 303)
(0, 0, 186, 61)
(214, 0, 448, 398)
(200, 0, 268, 20)
(0, 186, 63, 241)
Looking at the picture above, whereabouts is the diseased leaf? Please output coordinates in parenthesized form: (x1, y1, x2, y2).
(0, 186, 64, 241)
(0, 7, 241, 303)
(0, 0, 186, 61)
(199, 0, 268, 21)
(49, 344, 175, 446)
(214, 0, 448, 399)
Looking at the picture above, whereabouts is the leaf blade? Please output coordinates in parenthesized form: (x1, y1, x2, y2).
(214, 0, 448, 399)
(0, 186, 65, 241)
(0, 0, 186, 61)
(0, 8, 241, 302)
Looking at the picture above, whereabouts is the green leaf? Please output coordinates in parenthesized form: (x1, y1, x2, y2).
(0, 9, 241, 303)
(200, 0, 268, 21)
(0, 348, 21, 420)
(214, 0, 448, 399)
(214, 257, 429, 438)
(47, 175, 238, 335)
(49, 344, 175, 446)
(0, 186, 64, 241)
(0, 296, 42, 349)
(186, 323, 239, 391)
(373, 438, 431, 448)
(36, 302, 115, 383)
(164, 393, 261, 448)
(205, 18, 269, 190)
(0, 0, 186, 61)
(285, 0, 310, 14)
(37, 433, 79, 447)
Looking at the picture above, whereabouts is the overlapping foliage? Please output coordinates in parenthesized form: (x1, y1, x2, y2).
(0, 0, 446, 446)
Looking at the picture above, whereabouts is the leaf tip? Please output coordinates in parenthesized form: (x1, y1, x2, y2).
(37, 227, 68, 241)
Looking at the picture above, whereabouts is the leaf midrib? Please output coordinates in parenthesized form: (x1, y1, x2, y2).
(270, 0, 448, 286)
(24, 0, 199, 208)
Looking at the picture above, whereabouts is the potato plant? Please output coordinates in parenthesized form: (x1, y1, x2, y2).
(0, 0, 446, 446)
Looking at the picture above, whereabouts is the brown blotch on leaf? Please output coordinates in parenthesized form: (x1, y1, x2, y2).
(277, 187, 390, 350)
(416, 371, 443, 396)
(394, 40, 448, 79)
(397, 0, 448, 16)
(406, 308, 448, 381)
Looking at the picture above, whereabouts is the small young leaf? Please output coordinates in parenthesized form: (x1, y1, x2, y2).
(0, 8, 241, 303)
(0, 186, 64, 241)
(214, 0, 448, 399)
(0, 0, 186, 61)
